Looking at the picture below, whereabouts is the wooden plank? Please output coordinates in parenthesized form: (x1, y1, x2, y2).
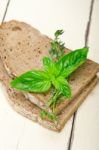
(0, 0, 91, 150)
(88, 0, 99, 63)
(0, 1, 26, 150)
(5, 0, 91, 49)
(71, 0, 99, 150)
(70, 84, 99, 150)
(0, 84, 26, 150)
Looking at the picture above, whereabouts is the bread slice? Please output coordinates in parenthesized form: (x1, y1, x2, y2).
(0, 20, 99, 115)
(0, 58, 98, 131)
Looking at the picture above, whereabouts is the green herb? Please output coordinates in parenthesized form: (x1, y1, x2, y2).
(48, 47, 88, 108)
(11, 47, 88, 99)
(47, 90, 61, 111)
(11, 70, 51, 93)
(56, 47, 89, 78)
(49, 30, 65, 59)
(11, 57, 71, 97)
(40, 110, 58, 122)
(48, 29, 65, 110)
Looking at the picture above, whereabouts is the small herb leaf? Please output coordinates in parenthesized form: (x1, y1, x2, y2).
(43, 57, 60, 77)
(40, 110, 58, 122)
(54, 29, 64, 39)
(43, 57, 56, 74)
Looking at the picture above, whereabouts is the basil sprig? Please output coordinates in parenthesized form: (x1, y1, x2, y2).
(11, 47, 88, 99)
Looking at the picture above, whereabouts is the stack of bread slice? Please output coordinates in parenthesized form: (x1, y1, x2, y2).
(0, 20, 99, 132)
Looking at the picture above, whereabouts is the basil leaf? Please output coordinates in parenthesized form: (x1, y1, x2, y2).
(43, 57, 55, 74)
(43, 57, 59, 76)
(56, 47, 88, 78)
(52, 76, 71, 98)
(11, 70, 51, 92)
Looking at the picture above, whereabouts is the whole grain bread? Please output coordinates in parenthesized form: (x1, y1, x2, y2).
(0, 58, 98, 131)
(0, 20, 99, 114)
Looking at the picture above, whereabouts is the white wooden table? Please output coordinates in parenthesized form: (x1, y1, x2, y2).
(0, 0, 99, 150)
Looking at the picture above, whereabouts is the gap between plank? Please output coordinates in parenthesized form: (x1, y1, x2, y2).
(85, 0, 95, 47)
(1, 0, 11, 23)
(67, 112, 77, 150)
(67, 0, 95, 150)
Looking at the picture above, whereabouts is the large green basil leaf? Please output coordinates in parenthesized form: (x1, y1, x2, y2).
(11, 70, 51, 92)
(56, 47, 88, 78)
(52, 76, 71, 98)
